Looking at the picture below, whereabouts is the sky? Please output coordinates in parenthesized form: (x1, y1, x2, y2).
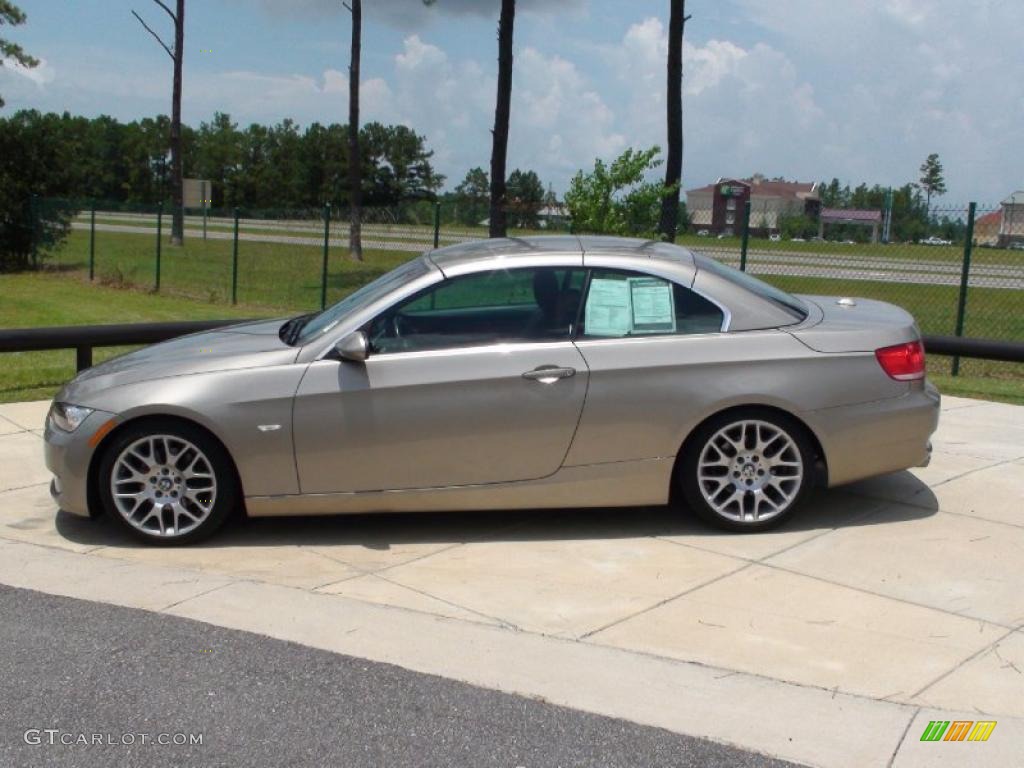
(2, 0, 1022, 204)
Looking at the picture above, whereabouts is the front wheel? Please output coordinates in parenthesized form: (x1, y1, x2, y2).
(98, 420, 237, 545)
(680, 410, 815, 532)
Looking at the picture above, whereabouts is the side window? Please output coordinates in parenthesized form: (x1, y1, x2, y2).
(580, 269, 724, 338)
(369, 267, 585, 354)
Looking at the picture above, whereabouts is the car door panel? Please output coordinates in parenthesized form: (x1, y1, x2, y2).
(292, 342, 589, 494)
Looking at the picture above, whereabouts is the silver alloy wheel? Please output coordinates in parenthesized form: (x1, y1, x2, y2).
(696, 419, 803, 524)
(110, 434, 217, 538)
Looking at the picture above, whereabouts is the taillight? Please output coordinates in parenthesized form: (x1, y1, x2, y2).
(875, 341, 925, 381)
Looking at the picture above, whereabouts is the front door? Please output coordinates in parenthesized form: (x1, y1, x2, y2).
(292, 266, 589, 494)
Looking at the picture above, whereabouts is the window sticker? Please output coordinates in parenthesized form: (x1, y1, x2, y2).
(584, 278, 632, 336)
(629, 277, 676, 333)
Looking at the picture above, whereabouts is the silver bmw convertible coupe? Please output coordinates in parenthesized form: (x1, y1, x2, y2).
(44, 236, 939, 545)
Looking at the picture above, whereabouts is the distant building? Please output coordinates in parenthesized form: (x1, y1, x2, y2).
(998, 191, 1024, 247)
(973, 210, 1002, 246)
(818, 208, 882, 243)
(537, 204, 570, 229)
(686, 176, 820, 235)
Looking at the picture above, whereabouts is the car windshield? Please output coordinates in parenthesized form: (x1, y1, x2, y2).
(292, 257, 432, 345)
(692, 253, 808, 321)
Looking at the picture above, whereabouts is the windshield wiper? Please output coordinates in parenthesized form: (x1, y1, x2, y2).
(280, 313, 316, 346)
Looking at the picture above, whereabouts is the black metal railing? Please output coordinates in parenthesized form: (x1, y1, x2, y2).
(0, 319, 256, 372)
(0, 320, 1021, 374)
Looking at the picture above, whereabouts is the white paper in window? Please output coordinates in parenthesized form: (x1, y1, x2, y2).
(629, 277, 676, 333)
(584, 278, 632, 336)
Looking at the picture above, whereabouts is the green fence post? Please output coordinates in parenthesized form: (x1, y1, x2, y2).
(231, 207, 240, 305)
(951, 202, 976, 377)
(88, 203, 96, 281)
(433, 201, 441, 249)
(155, 202, 163, 292)
(739, 199, 752, 272)
(320, 203, 331, 311)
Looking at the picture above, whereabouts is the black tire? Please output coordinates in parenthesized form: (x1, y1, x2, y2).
(679, 408, 816, 533)
(97, 419, 238, 546)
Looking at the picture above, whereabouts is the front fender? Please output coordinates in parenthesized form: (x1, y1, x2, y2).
(82, 365, 307, 498)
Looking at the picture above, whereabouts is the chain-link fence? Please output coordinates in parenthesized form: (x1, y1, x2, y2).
(686, 202, 1023, 379)
(28, 197, 1024, 381)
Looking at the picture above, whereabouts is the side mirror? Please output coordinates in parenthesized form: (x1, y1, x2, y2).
(335, 331, 369, 363)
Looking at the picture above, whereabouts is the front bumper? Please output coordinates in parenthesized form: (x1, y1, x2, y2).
(809, 380, 940, 487)
(43, 407, 117, 518)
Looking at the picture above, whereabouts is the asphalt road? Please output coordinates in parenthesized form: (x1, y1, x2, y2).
(0, 585, 803, 768)
(71, 218, 1024, 289)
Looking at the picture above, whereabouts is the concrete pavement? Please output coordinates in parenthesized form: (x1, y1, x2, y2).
(0, 395, 1022, 767)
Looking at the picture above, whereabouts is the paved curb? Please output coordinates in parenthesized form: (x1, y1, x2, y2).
(2, 537, 1020, 767)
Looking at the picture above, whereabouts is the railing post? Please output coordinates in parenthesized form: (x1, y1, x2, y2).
(75, 345, 93, 373)
(89, 203, 96, 281)
(155, 202, 163, 292)
(951, 202, 976, 377)
(231, 207, 240, 305)
(739, 199, 752, 272)
(433, 201, 441, 249)
(321, 203, 331, 311)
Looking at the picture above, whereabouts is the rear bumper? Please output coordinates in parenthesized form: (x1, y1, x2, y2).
(808, 381, 940, 487)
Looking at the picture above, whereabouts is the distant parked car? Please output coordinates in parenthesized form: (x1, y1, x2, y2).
(1008, 242, 1024, 251)
(769, 233, 781, 242)
(921, 236, 951, 246)
(697, 229, 710, 237)
(841, 239, 856, 245)
(790, 237, 806, 243)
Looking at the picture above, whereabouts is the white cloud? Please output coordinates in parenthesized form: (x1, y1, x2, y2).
(1, 56, 56, 87)
(735, 0, 1024, 201)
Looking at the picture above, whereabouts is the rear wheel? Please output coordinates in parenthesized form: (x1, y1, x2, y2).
(98, 420, 237, 545)
(680, 409, 814, 532)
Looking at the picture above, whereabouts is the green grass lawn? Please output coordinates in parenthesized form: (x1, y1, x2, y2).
(49, 229, 415, 310)
(0, 272, 269, 403)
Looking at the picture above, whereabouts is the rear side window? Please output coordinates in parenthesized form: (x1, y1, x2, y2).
(579, 269, 724, 338)
(693, 253, 807, 321)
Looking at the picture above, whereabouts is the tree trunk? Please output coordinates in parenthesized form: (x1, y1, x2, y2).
(658, 0, 687, 243)
(170, 0, 185, 246)
(489, 0, 515, 239)
(348, 0, 363, 261)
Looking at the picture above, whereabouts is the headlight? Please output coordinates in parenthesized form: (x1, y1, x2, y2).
(49, 402, 94, 432)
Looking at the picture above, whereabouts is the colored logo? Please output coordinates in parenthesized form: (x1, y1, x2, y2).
(920, 720, 996, 742)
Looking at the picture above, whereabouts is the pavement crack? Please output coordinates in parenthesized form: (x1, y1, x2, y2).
(928, 454, 1022, 490)
(886, 706, 920, 768)
(579, 561, 754, 640)
(0, 481, 50, 495)
(159, 581, 233, 613)
(908, 625, 1018, 699)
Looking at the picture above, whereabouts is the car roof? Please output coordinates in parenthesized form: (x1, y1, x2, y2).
(426, 235, 697, 273)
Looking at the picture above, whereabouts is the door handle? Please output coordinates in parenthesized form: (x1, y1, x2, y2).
(522, 366, 576, 383)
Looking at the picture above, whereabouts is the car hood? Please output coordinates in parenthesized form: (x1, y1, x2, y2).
(60, 318, 300, 403)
